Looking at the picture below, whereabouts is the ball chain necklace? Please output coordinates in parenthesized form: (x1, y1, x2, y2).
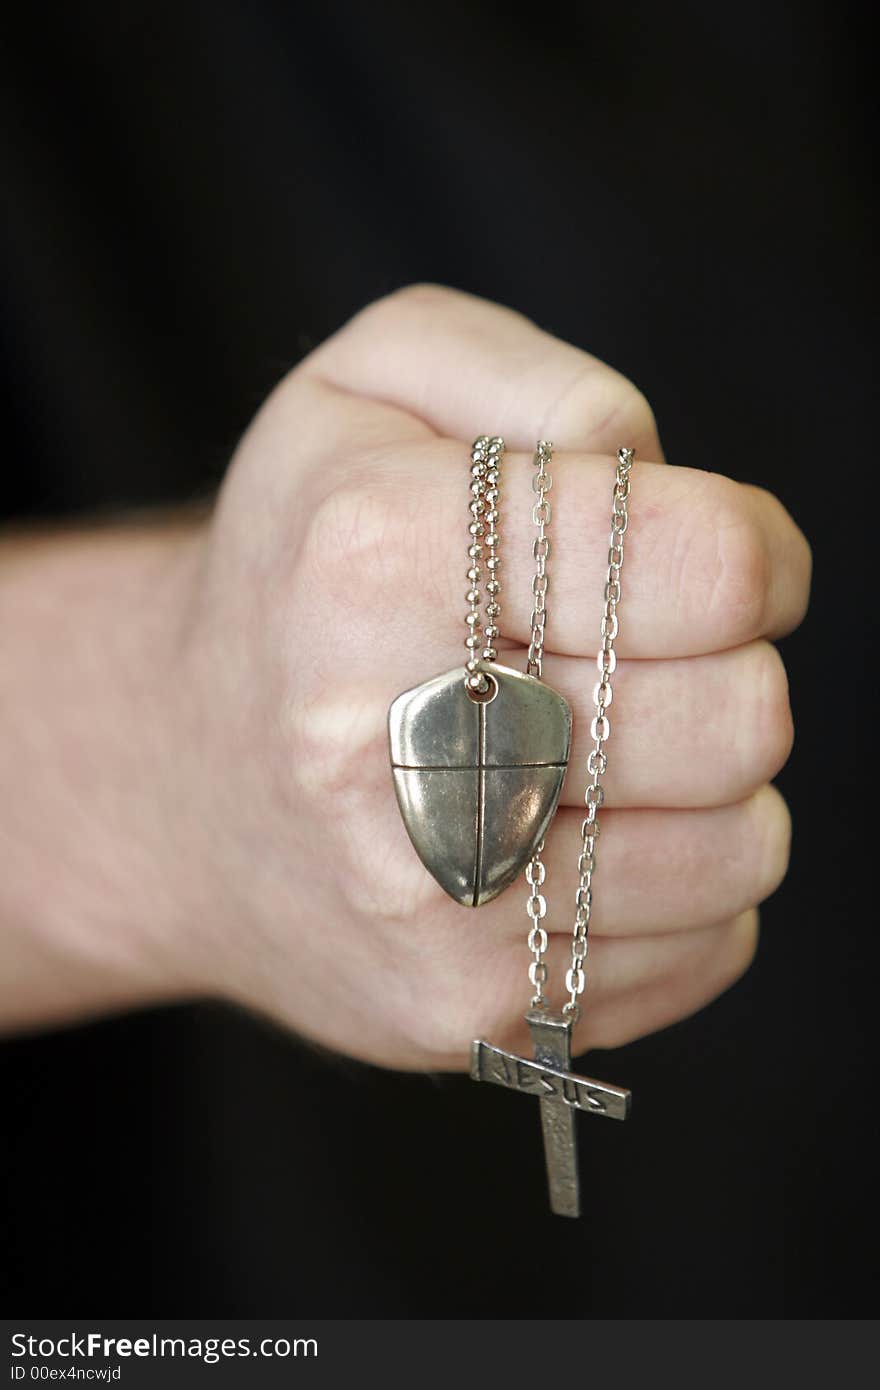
(389, 436, 634, 1217)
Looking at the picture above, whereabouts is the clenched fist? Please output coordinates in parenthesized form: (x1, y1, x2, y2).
(0, 287, 811, 1068)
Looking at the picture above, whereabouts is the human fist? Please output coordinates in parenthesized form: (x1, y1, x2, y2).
(167, 286, 810, 1069)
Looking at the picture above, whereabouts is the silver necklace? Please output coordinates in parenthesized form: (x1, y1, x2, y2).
(389, 437, 572, 906)
(471, 441, 634, 1218)
(388, 437, 635, 1217)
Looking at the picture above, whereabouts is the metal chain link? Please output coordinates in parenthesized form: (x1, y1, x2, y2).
(563, 446, 635, 1014)
(523, 445, 636, 1014)
(524, 440, 554, 1005)
(464, 435, 504, 692)
(526, 439, 553, 679)
(526, 851, 550, 1005)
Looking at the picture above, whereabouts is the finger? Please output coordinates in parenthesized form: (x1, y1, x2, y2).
(489, 448, 812, 654)
(226, 372, 434, 503)
(543, 641, 794, 808)
(576, 909, 759, 1052)
(316, 441, 811, 663)
(340, 704, 789, 929)
(493, 787, 791, 937)
(304, 283, 666, 459)
(460, 911, 759, 1066)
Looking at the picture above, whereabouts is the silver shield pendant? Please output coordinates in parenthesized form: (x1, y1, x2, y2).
(388, 664, 571, 907)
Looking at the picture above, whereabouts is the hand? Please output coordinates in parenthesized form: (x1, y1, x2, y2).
(169, 285, 809, 1068)
(0, 286, 811, 1068)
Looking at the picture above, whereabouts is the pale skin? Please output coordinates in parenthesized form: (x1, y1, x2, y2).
(0, 286, 811, 1069)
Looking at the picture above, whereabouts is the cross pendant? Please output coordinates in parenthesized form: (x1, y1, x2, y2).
(470, 1007, 631, 1218)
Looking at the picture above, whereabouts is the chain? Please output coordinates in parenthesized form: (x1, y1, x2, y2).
(526, 439, 553, 679)
(524, 440, 554, 1005)
(563, 446, 634, 1014)
(523, 445, 636, 1015)
(465, 435, 504, 693)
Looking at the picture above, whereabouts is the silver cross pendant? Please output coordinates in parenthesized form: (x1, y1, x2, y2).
(471, 1008, 631, 1218)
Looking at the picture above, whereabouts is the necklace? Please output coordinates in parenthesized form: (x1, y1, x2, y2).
(388, 437, 634, 1217)
(389, 437, 572, 906)
(471, 441, 634, 1217)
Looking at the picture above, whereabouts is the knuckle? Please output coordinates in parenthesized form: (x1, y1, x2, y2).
(352, 284, 530, 353)
(286, 694, 433, 929)
(384, 939, 525, 1067)
(390, 281, 454, 306)
(599, 379, 656, 448)
(728, 909, 760, 984)
(287, 693, 460, 931)
(557, 367, 657, 452)
(357, 282, 458, 330)
(750, 785, 793, 901)
(304, 453, 455, 617)
(304, 480, 402, 594)
(289, 691, 386, 804)
(730, 642, 794, 795)
(583, 911, 760, 1051)
(749, 641, 795, 782)
(347, 843, 445, 930)
(699, 475, 771, 644)
(618, 382, 657, 446)
(748, 484, 814, 629)
(695, 913, 760, 999)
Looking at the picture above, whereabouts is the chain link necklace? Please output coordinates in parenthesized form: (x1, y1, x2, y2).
(389, 437, 634, 1217)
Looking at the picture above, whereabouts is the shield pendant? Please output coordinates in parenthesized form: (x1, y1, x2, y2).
(388, 664, 572, 907)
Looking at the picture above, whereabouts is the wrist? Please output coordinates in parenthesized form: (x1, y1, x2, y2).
(0, 516, 210, 1029)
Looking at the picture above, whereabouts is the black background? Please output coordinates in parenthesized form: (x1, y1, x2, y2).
(1, 2, 875, 1316)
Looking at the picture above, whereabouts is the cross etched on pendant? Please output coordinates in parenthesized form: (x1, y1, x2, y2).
(470, 1007, 631, 1218)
